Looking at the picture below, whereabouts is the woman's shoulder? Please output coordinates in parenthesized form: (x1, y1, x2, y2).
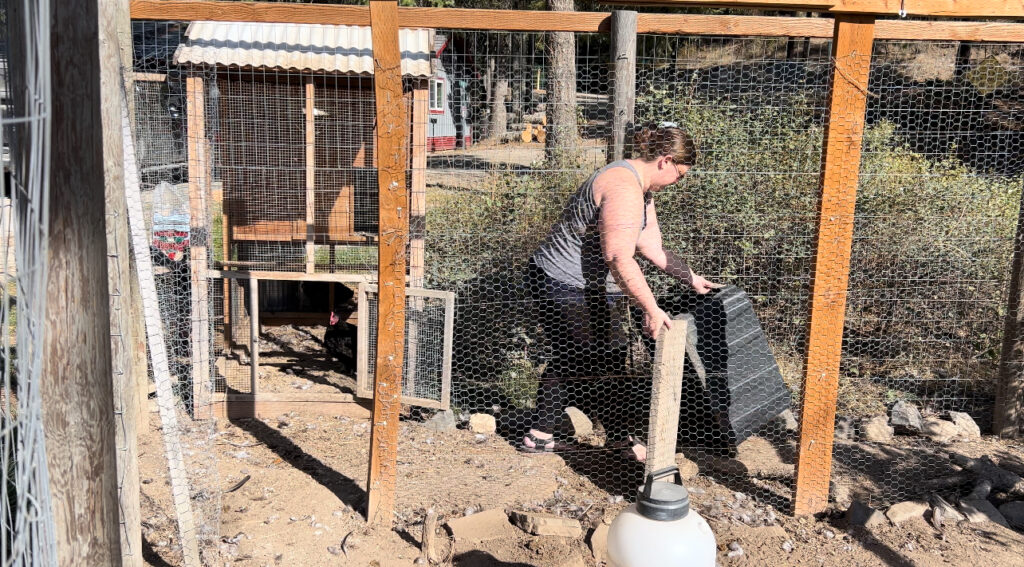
(593, 164, 643, 200)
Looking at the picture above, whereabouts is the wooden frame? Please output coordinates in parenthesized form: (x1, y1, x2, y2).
(210, 392, 372, 419)
(186, 75, 212, 420)
(131, 1, 1024, 40)
(355, 284, 455, 411)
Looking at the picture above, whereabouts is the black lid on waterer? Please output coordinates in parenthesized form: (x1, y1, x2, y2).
(637, 466, 691, 522)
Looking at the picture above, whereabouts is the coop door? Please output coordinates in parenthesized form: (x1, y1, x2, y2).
(356, 284, 455, 409)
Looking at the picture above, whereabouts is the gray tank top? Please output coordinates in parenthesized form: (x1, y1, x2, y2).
(532, 160, 648, 292)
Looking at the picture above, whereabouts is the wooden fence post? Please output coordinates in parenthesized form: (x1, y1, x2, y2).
(793, 14, 875, 516)
(645, 316, 694, 475)
(366, 0, 408, 525)
(187, 76, 212, 419)
(44, 0, 123, 562)
(609, 10, 637, 162)
(994, 184, 1024, 438)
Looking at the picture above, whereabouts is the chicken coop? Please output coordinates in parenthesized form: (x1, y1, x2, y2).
(172, 21, 453, 419)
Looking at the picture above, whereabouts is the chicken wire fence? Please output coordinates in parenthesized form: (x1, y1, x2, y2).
(0, 0, 57, 564)
(129, 15, 1024, 536)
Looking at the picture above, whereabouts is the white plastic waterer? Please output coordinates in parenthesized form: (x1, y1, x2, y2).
(606, 466, 717, 567)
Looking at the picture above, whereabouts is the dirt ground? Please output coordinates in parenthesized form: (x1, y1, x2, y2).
(139, 325, 1024, 567)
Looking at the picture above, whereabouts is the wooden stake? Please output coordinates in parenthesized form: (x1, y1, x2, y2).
(186, 76, 212, 419)
(793, 14, 875, 516)
(43, 0, 123, 562)
(366, 0, 408, 525)
(646, 316, 693, 475)
(608, 10, 637, 163)
(250, 278, 260, 395)
(305, 77, 316, 274)
(995, 180, 1024, 438)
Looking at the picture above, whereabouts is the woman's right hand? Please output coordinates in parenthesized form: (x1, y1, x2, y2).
(643, 306, 673, 339)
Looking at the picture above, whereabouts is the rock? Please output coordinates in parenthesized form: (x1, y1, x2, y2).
(959, 498, 1011, 528)
(782, 540, 794, 553)
(509, 511, 583, 538)
(588, 524, 609, 563)
(675, 454, 699, 480)
(832, 484, 853, 509)
(999, 501, 1024, 529)
(556, 552, 587, 567)
(948, 412, 981, 439)
(776, 409, 799, 432)
(423, 410, 457, 432)
(930, 494, 965, 527)
(922, 417, 959, 443)
(835, 416, 856, 440)
(885, 501, 929, 526)
(846, 500, 886, 528)
(951, 454, 1024, 496)
(861, 416, 894, 444)
(446, 509, 515, 543)
(890, 401, 923, 434)
(468, 413, 496, 435)
(564, 407, 593, 437)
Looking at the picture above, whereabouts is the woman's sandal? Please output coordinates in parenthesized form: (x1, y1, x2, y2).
(519, 431, 556, 454)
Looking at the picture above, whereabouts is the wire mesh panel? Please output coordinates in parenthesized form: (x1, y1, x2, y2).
(356, 285, 454, 408)
(831, 40, 1024, 507)
(0, 0, 58, 564)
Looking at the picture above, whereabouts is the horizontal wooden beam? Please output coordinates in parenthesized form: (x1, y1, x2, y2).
(130, 1, 611, 31)
(210, 392, 372, 419)
(608, 1, 1024, 19)
(132, 1, 1024, 40)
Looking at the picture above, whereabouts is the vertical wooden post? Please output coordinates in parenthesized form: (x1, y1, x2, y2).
(410, 83, 428, 287)
(45, 0, 123, 562)
(608, 10, 637, 163)
(793, 14, 875, 516)
(995, 184, 1024, 438)
(187, 76, 211, 419)
(249, 278, 260, 394)
(109, 0, 143, 564)
(305, 77, 316, 274)
(645, 316, 693, 475)
(366, 0, 408, 525)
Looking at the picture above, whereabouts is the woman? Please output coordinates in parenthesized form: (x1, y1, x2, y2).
(521, 123, 716, 457)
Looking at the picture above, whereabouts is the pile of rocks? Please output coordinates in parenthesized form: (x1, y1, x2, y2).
(840, 401, 982, 445)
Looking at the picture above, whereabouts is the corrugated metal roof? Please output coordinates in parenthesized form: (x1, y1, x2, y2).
(174, 22, 433, 77)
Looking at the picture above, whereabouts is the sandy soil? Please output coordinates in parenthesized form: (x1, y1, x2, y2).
(138, 408, 1024, 567)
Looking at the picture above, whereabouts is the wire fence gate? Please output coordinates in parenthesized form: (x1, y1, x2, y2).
(120, 1, 1024, 558)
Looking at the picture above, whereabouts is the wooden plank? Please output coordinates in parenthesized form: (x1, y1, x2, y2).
(793, 14, 875, 517)
(646, 316, 692, 476)
(305, 78, 316, 274)
(441, 288, 455, 410)
(212, 392, 373, 420)
(995, 190, 1024, 438)
(130, 1, 1024, 40)
(186, 76, 212, 420)
(410, 84, 427, 287)
(130, 1, 612, 31)
(132, 71, 166, 82)
(367, 0, 408, 526)
(249, 278, 260, 395)
(609, 11, 637, 163)
(231, 220, 377, 244)
(607, 0, 1024, 18)
(208, 269, 378, 284)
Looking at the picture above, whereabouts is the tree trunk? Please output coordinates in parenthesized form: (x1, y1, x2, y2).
(786, 12, 810, 60)
(546, 0, 579, 164)
(484, 55, 495, 138)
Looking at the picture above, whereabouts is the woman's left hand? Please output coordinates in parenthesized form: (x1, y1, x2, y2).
(691, 274, 722, 295)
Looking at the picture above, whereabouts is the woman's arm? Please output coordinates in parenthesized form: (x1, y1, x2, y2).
(636, 201, 716, 294)
(597, 176, 672, 338)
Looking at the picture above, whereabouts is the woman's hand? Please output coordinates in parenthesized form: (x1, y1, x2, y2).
(644, 307, 673, 339)
(691, 273, 721, 295)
